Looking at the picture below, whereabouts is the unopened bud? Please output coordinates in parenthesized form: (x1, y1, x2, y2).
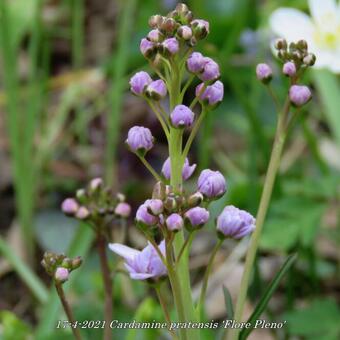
(61, 198, 79, 216)
(89, 178, 103, 192)
(55, 267, 69, 283)
(274, 38, 287, 50)
(160, 17, 177, 34)
(256, 63, 272, 84)
(149, 15, 164, 28)
(282, 62, 296, 77)
(289, 85, 312, 107)
(71, 256, 82, 270)
(76, 189, 87, 204)
(164, 196, 177, 212)
(177, 25, 192, 40)
(76, 206, 90, 220)
(187, 192, 204, 208)
(152, 181, 166, 200)
(297, 39, 308, 50)
(303, 53, 316, 66)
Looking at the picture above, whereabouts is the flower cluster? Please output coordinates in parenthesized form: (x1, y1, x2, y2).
(256, 38, 314, 107)
(41, 252, 82, 284)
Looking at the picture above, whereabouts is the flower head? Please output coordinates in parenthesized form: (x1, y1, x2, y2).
(166, 213, 184, 232)
(109, 241, 167, 280)
(146, 79, 167, 100)
(217, 205, 255, 239)
(187, 52, 205, 73)
(196, 80, 224, 107)
(199, 57, 220, 82)
(289, 85, 312, 106)
(184, 207, 210, 229)
(115, 202, 131, 218)
(198, 169, 227, 199)
(170, 104, 195, 128)
(269, 0, 340, 73)
(161, 157, 196, 181)
(256, 63, 273, 83)
(126, 126, 154, 155)
(130, 71, 152, 95)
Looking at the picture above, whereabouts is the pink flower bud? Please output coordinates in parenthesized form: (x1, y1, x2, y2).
(170, 104, 195, 128)
(115, 202, 131, 218)
(289, 85, 312, 107)
(130, 71, 152, 95)
(282, 62, 296, 77)
(61, 198, 79, 216)
(55, 267, 69, 283)
(166, 213, 183, 232)
(256, 63, 272, 83)
(145, 79, 167, 100)
(126, 126, 154, 155)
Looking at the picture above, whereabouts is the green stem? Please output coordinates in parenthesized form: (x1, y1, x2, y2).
(137, 155, 162, 182)
(198, 239, 223, 320)
(176, 231, 196, 266)
(146, 99, 170, 138)
(228, 99, 290, 340)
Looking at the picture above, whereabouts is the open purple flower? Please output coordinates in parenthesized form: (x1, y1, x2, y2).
(170, 104, 195, 128)
(109, 241, 167, 280)
(198, 169, 226, 199)
(129, 71, 152, 95)
(217, 205, 255, 239)
(196, 80, 224, 107)
(126, 126, 154, 155)
(161, 157, 196, 181)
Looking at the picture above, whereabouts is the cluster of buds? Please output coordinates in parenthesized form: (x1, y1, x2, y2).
(256, 38, 314, 107)
(41, 252, 82, 284)
(61, 178, 131, 225)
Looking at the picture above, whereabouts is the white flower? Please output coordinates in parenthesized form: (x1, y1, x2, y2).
(269, 0, 340, 73)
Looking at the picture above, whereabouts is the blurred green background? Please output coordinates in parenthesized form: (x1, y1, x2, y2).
(0, 0, 339, 339)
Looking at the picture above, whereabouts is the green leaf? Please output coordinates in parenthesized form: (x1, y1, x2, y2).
(239, 254, 297, 340)
(0, 310, 32, 340)
(223, 285, 234, 319)
(313, 69, 340, 147)
(283, 299, 340, 339)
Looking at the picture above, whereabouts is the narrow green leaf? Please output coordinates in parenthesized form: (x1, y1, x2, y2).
(223, 285, 234, 319)
(239, 253, 297, 340)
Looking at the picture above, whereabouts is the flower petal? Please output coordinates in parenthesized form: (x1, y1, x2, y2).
(309, 0, 339, 32)
(108, 243, 140, 261)
(129, 272, 155, 280)
(269, 8, 314, 43)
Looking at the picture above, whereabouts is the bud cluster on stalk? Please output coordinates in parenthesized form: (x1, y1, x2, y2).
(61, 178, 131, 228)
(41, 252, 82, 284)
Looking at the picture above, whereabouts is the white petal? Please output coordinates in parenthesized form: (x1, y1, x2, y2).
(309, 0, 339, 31)
(269, 8, 315, 43)
(108, 243, 140, 261)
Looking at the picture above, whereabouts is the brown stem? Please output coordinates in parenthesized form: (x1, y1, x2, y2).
(55, 283, 82, 340)
(97, 233, 113, 340)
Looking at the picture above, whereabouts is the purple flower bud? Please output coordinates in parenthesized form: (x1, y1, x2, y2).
(89, 177, 103, 191)
(289, 85, 312, 107)
(166, 213, 184, 232)
(199, 57, 220, 82)
(55, 267, 69, 283)
(161, 157, 196, 181)
(145, 79, 167, 100)
(129, 71, 152, 95)
(187, 52, 205, 74)
(146, 199, 163, 215)
(178, 25, 192, 40)
(75, 206, 90, 220)
(196, 80, 224, 107)
(147, 29, 163, 43)
(256, 63, 272, 83)
(115, 202, 131, 218)
(136, 201, 158, 226)
(61, 198, 79, 216)
(191, 19, 210, 39)
(109, 241, 167, 280)
(140, 38, 155, 58)
(217, 205, 255, 239)
(126, 126, 154, 155)
(282, 62, 296, 77)
(198, 169, 226, 199)
(162, 38, 179, 55)
(170, 104, 195, 128)
(184, 207, 210, 229)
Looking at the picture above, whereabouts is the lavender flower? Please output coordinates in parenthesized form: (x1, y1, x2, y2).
(61, 198, 79, 216)
(136, 200, 158, 226)
(170, 104, 195, 128)
(198, 169, 226, 199)
(256, 63, 272, 83)
(199, 57, 220, 82)
(130, 71, 152, 95)
(196, 80, 224, 107)
(161, 157, 196, 181)
(140, 38, 155, 58)
(184, 207, 210, 229)
(289, 85, 312, 107)
(109, 241, 167, 280)
(187, 52, 205, 73)
(145, 79, 167, 100)
(166, 213, 184, 232)
(126, 126, 154, 155)
(282, 62, 296, 77)
(115, 202, 131, 218)
(55, 267, 69, 283)
(162, 37, 179, 55)
(217, 205, 255, 239)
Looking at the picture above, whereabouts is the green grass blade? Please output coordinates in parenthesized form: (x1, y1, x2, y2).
(0, 236, 48, 303)
(223, 285, 234, 319)
(313, 69, 340, 146)
(239, 253, 297, 340)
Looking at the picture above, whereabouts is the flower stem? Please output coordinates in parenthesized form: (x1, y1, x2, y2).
(228, 99, 290, 340)
(176, 231, 196, 266)
(55, 283, 82, 340)
(137, 155, 163, 182)
(146, 99, 170, 138)
(96, 233, 113, 340)
(198, 239, 223, 320)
